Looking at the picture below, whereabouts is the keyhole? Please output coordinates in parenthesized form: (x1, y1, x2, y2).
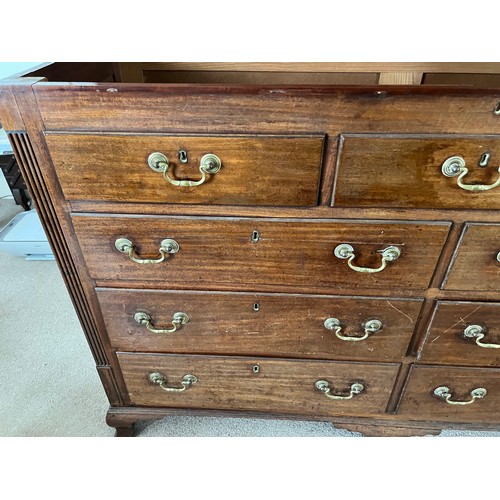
(179, 150, 188, 163)
(253, 302, 260, 312)
(251, 230, 260, 243)
(479, 152, 491, 167)
(494, 101, 500, 115)
(252, 365, 260, 373)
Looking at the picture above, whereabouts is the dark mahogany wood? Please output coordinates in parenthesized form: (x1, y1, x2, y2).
(114, 426, 135, 437)
(67, 202, 500, 224)
(117, 352, 400, 417)
(96, 288, 422, 361)
(106, 408, 446, 437)
(337, 423, 441, 437)
(110, 405, 500, 437)
(44, 133, 325, 207)
(444, 223, 500, 291)
(398, 364, 500, 423)
(419, 301, 500, 366)
(2, 64, 500, 437)
(333, 135, 500, 210)
(33, 84, 500, 136)
(71, 215, 450, 292)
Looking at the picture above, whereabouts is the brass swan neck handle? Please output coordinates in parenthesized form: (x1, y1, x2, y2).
(334, 244, 401, 273)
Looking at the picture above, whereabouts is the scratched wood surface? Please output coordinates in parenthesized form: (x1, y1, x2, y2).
(97, 288, 422, 361)
(419, 302, 500, 366)
(34, 85, 500, 138)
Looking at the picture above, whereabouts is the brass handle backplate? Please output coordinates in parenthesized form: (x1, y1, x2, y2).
(334, 244, 401, 273)
(442, 155, 500, 191)
(464, 324, 500, 349)
(148, 372, 198, 392)
(324, 317, 382, 342)
(134, 311, 189, 334)
(148, 152, 221, 187)
(433, 385, 487, 405)
(115, 237, 179, 264)
(315, 380, 364, 400)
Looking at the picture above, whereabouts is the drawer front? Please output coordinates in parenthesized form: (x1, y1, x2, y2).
(45, 134, 324, 206)
(398, 365, 500, 423)
(334, 135, 500, 209)
(420, 301, 500, 366)
(98, 289, 422, 361)
(444, 223, 500, 291)
(118, 352, 399, 417)
(72, 216, 450, 291)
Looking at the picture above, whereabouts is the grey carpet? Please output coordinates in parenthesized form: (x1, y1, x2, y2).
(1, 198, 499, 437)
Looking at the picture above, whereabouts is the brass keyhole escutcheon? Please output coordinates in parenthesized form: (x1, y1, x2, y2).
(252, 365, 260, 374)
(178, 149, 188, 163)
(479, 152, 491, 167)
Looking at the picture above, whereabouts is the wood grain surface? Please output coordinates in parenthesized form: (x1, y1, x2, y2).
(72, 215, 450, 292)
(3, 67, 500, 436)
(143, 70, 379, 85)
(444, 223, 500, 291)
(34, 85, 500, 137)
(419, 301, 500, 366)
(45, 133, 324, 206)
(398, 365, 500, 423)
(333, 135, 500, 209)
(140, 62, 500, 74)
(97, 288, 422, 361)
(117, 352, 400, 417)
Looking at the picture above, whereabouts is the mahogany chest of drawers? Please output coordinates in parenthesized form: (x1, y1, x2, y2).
(1, 62, 499, 436)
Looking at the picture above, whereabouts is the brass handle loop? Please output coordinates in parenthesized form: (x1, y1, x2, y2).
(134, 311, 189, 334)
(442, 155, 500, 192)
(324, 317, 382, 342)
(114, 237, 179, 264)
(334, 244, 401, 273)
(148, 372, 198, 392)
(464, 324, 500, 349)
(148, 152, 221, 187)
(433, 386, 487, 405)
(315, 380, 364, 400)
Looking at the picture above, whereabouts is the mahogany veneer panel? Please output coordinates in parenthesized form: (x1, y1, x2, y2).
(97, 289, 422, 361)
(420, 301, 500, 366)
(45, 134, 324, 207)
(118, 352, 400, 417)
(72, 215, 451, 291)
(444, 223, 500, 291)
(334, 135, 500, 209)
(399, 365, 500, 423)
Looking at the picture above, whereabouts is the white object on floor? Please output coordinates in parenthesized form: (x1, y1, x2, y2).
(0, 127, 14, 198)
(0, 127, 11, 153)
(0, 209, 53, 260)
